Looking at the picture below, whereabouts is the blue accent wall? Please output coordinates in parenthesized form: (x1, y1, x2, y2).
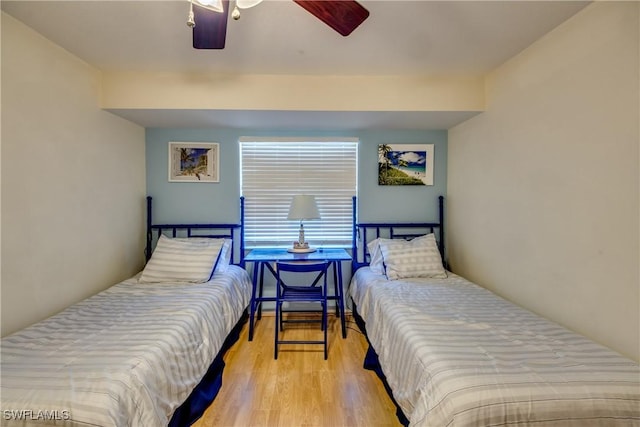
(146, 128, 447, 225)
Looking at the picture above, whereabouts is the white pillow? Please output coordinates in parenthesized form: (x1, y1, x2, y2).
(366, 238, 386, 275)
(378, 233, 447, 280)
(215, 238, 233, 273)
(185, 237, 232, 274)
(139, 235, 224, 284)
(179, 237, 232, 273)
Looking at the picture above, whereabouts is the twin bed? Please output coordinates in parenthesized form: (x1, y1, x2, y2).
(350, 196, 640, 426)
(1, 197, 251, 426)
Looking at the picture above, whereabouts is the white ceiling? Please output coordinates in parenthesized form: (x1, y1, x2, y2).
(2, 0, 589, 129)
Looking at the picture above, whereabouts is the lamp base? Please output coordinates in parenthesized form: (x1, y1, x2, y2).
(287, 247, 317, 253)
(289, 240, 315, 253)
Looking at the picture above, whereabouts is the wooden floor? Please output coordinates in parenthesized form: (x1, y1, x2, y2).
(193, 312, 403, 427)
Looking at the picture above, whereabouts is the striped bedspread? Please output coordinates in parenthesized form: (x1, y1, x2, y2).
(350, 267, 640, 426)
(1, 265, 251, 427)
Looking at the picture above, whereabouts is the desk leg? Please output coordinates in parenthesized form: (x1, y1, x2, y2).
(257, 262, 265, 320)
(337, 261, 347, 338)
(249, 261, 260, 341)
(332, 262, 340, 317)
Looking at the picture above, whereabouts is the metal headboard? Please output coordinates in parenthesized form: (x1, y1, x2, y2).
(351, 195, 445, 272)
(145, 196, 246, 267)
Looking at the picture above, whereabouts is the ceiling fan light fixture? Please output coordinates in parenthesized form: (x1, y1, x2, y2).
(193, 0, 225, 13)
(231, 6, 241, 20)
(235, 0, 263, 9)
(187, 6, 196, 27)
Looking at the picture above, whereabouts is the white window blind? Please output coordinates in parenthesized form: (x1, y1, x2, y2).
(240, 138, 358, 247)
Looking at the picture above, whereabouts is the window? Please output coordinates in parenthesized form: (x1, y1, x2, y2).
(240, 137, 358, 248)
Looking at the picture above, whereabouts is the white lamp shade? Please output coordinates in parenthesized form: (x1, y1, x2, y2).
(287, 195, 320, 221)
(193, 0, 224, 13)
(236, 0, 264, 9)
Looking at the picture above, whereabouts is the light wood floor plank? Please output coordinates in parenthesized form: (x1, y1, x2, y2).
(193, 313, 402, 427)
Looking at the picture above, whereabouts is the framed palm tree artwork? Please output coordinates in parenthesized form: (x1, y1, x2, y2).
(168, 142, 219, 183)
(378, 144, 434, 186)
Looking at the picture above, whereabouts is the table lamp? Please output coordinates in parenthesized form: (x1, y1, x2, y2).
(287, 195, 320, 252)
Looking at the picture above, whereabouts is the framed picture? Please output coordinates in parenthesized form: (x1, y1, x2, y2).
(168, 142, 219, 183)
(378, 144, 434, 186)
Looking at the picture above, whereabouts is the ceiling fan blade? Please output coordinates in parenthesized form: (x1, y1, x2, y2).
(293, 0, 369, 37)
(193, 0, 230, 49)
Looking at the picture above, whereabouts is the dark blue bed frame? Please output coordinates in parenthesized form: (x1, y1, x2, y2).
(351, 195, 445, 271)
(350, 195, 446, 427)
(145, 196, 246, 267)
(144, 196, 246, 426)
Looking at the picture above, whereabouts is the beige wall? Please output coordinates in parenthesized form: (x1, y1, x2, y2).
(101, 72, 485, 113)
(1, 13, 146, 336)
(448, 2, 639, 360)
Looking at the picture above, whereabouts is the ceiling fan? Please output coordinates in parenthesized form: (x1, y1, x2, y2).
(187, 0, 370, 49)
